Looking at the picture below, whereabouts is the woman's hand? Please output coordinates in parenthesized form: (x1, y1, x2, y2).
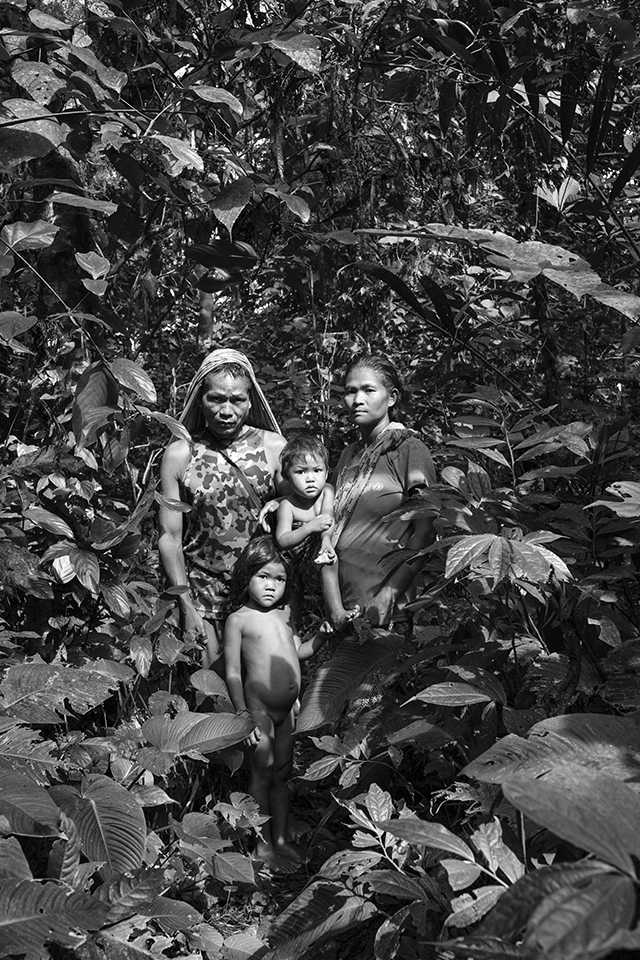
(181, 604, 207, 643)
(258, 498, 280, 532)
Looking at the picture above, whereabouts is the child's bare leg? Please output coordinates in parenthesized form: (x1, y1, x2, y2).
(320, 563, 359, 629)
(271, 710, 302, 862)
(248, 710, 299, 874)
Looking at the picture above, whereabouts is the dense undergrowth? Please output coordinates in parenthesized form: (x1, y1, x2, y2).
(3, 360, 640, 960)
(4, 0, 640, 957)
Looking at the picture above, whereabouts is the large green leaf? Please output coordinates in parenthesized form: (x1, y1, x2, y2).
(376, 818, 474, 861)
(522, 872, 635, 960)
(0, 774, 61, 836)
(0, 838, 33, 880)
(297, 632, 405, 732)
(0, 663, 124, 723)
(140, 895, 203, 932)
(140, 711, 254, 765)
(96, 868, 166, 923)
(49, 774, 146, 879)
(72, 362, 120, 449)
(0, 878, 108, 960)
(502, 771, 640, 876)
(0, 719, 61, 783)
(462, 713, 640, 786)
(265, 880, 377, 960)
(478, 861, 612, 940)
(110, 359, 157, 404)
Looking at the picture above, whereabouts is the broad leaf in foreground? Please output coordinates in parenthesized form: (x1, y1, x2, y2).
(0, 878, 108, 960)
(50, 774, 146, 879)
(462, 713, 640, 786)
(265, 879, 377, 960)
(502, 771, 640, 876)
(478, 861, 613, 940)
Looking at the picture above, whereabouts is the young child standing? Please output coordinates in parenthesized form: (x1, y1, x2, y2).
(223, 536, 328, 873)
(275, 435, 358, 628)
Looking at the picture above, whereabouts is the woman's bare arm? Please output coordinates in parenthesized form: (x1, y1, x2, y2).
(158, 440, 206, 640)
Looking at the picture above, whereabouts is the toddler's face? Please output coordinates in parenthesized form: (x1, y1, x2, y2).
(288, 455, 327, 501)
(248, 561, 287, 608)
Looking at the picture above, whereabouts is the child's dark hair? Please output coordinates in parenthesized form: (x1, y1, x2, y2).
(228, 535, 292, 609)
(280, 434, 329, 478)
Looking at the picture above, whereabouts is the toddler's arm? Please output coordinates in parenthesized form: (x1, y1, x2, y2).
(294, 622, 330, 661)
(276, 498, 332, 549)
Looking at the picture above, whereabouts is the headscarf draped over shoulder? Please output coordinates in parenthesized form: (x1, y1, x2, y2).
(179, 348, 281, 437)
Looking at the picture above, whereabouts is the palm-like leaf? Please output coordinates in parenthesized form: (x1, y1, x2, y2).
(297, 633, 405, 732)
(0, 878, 108, 960)
(49, 774, 146, 879)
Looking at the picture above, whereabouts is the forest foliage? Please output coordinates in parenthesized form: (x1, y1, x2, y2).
(3, 0, 640, 958)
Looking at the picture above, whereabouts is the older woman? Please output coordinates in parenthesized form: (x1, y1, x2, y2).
(158, 349, 286, 666)
(323, 354, 436, 631)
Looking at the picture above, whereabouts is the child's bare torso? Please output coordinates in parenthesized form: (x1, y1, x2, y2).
(286, 487, 328, 523)
(237, 606, 301, 721)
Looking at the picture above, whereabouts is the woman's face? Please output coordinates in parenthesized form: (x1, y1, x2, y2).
(343, 366, 397, 432)
(200, 371, 251, 440)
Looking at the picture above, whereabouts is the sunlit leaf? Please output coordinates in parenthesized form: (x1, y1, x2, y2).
(462, 713, 640, 786)
(522, 872, 635, 959)
(0, 879, 108, 959)
(50, 774, 146, 879)
(502, 771, 640, 876)
(0, 663, 124, 724)
(191, 85, 243, 114)
(49, 191, 118, 215)
(376, 817, 474, 860)
(211, 177, 255, 237)
(110, 358, 157, 403)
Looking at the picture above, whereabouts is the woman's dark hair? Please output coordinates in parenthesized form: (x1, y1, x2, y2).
(228, 535, 291, 608)
(280, 434, 329, 478)
(344, 354, 405, 407)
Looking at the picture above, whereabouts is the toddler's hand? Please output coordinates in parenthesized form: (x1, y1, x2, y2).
(310, 513, 333, 532)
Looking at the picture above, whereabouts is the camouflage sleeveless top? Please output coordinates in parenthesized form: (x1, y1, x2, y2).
(181, 426, 276, 618)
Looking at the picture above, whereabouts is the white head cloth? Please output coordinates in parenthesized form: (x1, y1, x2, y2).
(179, 348, 281, 437)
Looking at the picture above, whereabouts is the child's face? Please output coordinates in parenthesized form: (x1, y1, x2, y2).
(288, 455, 327, 501)
(247, 560, 287, 609)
